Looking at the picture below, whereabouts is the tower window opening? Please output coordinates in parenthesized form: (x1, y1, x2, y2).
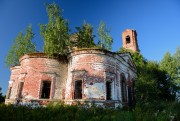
(74, 80, 82, 99)
(106, 81, 112, 100)
(41, 81, 51, 99)
(126, 36, 131, 44)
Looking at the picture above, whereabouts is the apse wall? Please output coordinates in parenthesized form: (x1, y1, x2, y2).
(19, 53, 67, 100)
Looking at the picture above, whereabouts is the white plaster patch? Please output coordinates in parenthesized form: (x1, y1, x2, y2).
(84, 83, 104, 99)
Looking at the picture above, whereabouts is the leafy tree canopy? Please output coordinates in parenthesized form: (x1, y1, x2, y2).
(74, 21, 96, 48)
(40, 3, 69, 56)
(6, 25, 36, 67)
(160, 47, 180, 100)
(171, 47, 180, 85)
(97, 21, 113, 50)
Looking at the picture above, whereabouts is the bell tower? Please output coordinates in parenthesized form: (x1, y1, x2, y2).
(122, 29, 140, 52)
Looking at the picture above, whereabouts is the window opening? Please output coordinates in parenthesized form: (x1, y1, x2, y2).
(41, 81, 51, 99)
(106, 81, 112, 100)
(126, 36, 131, 44)
(74, 80, 82, 99)
(128, 87, 132, 106)
(18, 82, 24, 98)
(121, 77, 127, 102)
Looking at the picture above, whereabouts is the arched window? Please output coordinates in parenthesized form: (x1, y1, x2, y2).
(121, 75, 127, 102)
(126, 35, 130, 44)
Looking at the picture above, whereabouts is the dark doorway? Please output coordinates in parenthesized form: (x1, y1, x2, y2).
(128, 87, 133, 106)
(41, 81, 51, 99)
(74, 80, 82, 99)
(106, 81, 112, 100)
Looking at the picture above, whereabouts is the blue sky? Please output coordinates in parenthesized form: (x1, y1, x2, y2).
(0, 0, 180, 94)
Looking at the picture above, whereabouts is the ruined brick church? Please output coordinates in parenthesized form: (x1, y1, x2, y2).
(5, 29, 139, 108)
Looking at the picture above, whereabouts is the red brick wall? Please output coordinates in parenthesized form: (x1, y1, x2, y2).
(66, 49, 130, 101)
(122, 29, 139, 52)
(19, 53, 67, 100)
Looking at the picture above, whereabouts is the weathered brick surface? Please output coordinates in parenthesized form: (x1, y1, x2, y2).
(18, 53, 67, 100)
(6, 49, 136, 108)
(6, 50, 136, 108)
(65, 49, 136, 105)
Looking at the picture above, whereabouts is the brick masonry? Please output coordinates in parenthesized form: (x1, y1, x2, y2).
(5, 29, 138, 108)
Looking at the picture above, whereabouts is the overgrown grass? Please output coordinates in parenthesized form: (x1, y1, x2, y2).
(0, 101, 179, 121)
(0, 103, 134, 121)
(134, 101, 180, 121)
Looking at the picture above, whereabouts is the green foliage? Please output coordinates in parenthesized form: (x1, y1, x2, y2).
(119, 48, 175, 102)
(120, 47, 145, 68)
(0, 87, 5, 103)
(0, 104, 134, 121)
(160, 47, 180, 100)
(97, 21, 113, 50)
(173, 47, 180, 84)
(40, 3, 69, 56)
(119, 47, 180, 120)
(160, 52, 175, 78)
(74, 21, 96, 48)
(136, 61, 175, 103)
(0, 102, 179, 121)
(135, 101, 180, 121)
(6, 25, 36, 67)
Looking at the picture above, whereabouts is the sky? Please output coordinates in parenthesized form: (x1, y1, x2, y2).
(0, 0, 180, 94)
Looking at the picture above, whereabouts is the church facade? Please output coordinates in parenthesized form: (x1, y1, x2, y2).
(5, 29, 139, 108)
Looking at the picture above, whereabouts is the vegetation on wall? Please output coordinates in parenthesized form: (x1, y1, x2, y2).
(6, 25, 36, 67)
(40, 3, 70, 57)
(97, 21, 113, 51)
(40, 3, 109, 56)
(73, 21, 96, 48)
